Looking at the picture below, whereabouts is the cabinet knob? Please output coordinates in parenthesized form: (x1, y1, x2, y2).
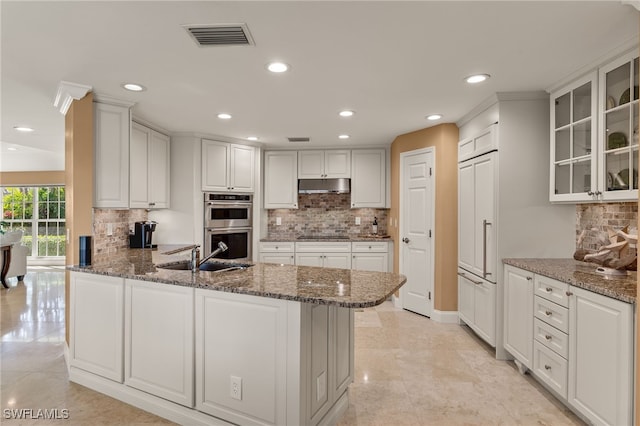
(368, 245, 372, 249)
(275, 246, 278, 249)
(544, 335, 552, 341)
(544, 365, 552, 371)
(545, 310, 552, 316)
(566, 291, 573, 297)
(545, 287, 553, 292)
(148, 202, 155, 207)
(526, 277, 532, 281)
(587, 191, 594, 196)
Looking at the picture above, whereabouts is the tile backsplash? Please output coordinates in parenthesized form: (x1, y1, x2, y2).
(267, 193, 388, 239)
(576, 202, 638, 251)
(93, 208, 148, 255)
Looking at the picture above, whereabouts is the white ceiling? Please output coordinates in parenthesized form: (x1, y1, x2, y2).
(1, 1, 638, 172)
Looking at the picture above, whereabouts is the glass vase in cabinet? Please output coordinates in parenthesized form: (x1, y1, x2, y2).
(550, 72, 598, 203)
(599, 52, 639, 201)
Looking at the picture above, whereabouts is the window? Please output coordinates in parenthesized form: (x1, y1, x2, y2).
(2, 186, 66, 258)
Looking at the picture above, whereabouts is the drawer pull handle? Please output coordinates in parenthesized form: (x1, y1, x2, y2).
(544, 365, 552, 371)
(544, 335, 552, 340)
(526, 277, 532, 281)
(566, 291, 573, 296)
(545, 287, 553, 292)
(545, 310, 552, 316)
(275, 246, 278, 249)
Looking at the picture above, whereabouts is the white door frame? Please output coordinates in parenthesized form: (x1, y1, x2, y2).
(394, 147, 436, 315)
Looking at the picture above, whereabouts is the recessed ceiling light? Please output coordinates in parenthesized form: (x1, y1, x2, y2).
(339, 110, 355, 117)
(13, 126, 34, 132)
(122, 83, 146, 92)
(338, 134, 350, 140)
(247, 136, 259, 141)
(267, 62, 289, 73)
(426, 114, 442, 121)
(8, 147, 17, 151)
(465, 74, 490, 84)
(217, 113, 232, 120)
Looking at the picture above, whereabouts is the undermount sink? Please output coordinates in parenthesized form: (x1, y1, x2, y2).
(157, 261, 252, 272)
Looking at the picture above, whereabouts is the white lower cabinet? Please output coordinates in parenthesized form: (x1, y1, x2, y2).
(259, 242, 295, 265)
(457, 270, 496, 347)
(351, 242, 389, 272)
(503, 265, 534, 370)
(70, 272, 124, 382)
(503, 264, 634, 426)
(568, 285, 633, 426)
(295, 242, 352, 269)
(124, 279, 194, 407)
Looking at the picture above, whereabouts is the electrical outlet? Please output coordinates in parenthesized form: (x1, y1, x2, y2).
(107, 223, 113, 236)
(355, 217, 361, 225)
(276, 217, 282, 226)
(230, 375, 242, 400)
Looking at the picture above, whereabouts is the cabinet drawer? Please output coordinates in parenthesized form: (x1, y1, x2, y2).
(534, 275, 569, 307)
(259, 242, 295, 253)
(295, 242, 351, 253)
(351, 241, 388, 252)
(533, 341, 568, 400)
(534, 296, 569, 333)
(534, 318, 568, 359)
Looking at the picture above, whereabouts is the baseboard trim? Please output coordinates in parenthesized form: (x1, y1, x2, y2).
(69, 367, 231, 426)
(430, 309, 459, 324)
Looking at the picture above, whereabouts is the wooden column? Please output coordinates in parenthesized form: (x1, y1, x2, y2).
(64, 93, 94, 344)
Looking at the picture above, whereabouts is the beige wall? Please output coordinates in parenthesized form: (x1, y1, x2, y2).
(0, 171, 65, 186)
(64, 93, 94, 344)
(390, 123, 459, 312)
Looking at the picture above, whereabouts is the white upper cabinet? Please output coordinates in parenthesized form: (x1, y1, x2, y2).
(264, 151, 298, 209)
(550, 49, 638, 203)
(130, 122, 170, 209)
(350, 149, 386, 208)
(298, 150, 350, 179)
(598, 51, 639, 201)
(202, 140, 255, 192)
(94, 100, 132, 208)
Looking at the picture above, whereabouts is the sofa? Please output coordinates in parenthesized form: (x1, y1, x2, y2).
(1, 230, 28, 287)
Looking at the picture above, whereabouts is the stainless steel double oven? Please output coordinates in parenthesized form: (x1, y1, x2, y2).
(204, 193, 252, 261)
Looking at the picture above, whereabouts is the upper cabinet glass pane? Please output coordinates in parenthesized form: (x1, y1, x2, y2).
(605, 107, 630, 150)
(573, 121, 591, 158)
(555, 128, 570, 161)
(555, 93, 570, 129)
(573, 82, 591, 121)
(606, 63, 631, 108)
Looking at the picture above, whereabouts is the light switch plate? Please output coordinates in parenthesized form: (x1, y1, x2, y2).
(355, 217, 361, 225)
(276, 217, 282, 226)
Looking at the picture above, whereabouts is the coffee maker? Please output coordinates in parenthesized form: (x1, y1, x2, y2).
(129, 221, 157, 249)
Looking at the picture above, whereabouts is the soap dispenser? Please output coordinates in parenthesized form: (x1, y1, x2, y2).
(372, 217, 378, 235)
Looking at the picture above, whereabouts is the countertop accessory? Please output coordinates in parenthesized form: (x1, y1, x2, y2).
(595, 266, 628, 277)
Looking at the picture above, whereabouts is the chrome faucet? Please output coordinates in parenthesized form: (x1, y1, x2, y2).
(192, 242, 229, 272)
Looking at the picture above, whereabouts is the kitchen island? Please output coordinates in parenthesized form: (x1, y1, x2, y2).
(67, 246, 406, 426)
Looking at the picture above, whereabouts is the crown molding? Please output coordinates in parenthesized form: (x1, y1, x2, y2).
(53, 81, 92, 115)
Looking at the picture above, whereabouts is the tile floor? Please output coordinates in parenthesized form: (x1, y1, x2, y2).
(1, 268, 583, 425)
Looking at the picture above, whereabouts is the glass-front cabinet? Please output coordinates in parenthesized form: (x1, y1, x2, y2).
(599, 52, 639, 201)
(550, 48, 639, 203)
(550, 73, 597, 202)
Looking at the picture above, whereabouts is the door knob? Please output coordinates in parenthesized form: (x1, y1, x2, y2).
(402, 237, 410, 243)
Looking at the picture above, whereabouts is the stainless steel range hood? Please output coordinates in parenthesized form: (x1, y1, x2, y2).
(298, 178, 350, 194)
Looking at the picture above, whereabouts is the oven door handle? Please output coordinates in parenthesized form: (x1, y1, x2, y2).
(205, 227, 253, 234)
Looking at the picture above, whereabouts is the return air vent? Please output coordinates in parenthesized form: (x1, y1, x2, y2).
(183, 24, 254, 46)
(288, 137, 311, 143)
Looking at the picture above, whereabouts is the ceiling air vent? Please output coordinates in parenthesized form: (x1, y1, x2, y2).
(288, 137, 311, 143)
(183, 24, 254, 46)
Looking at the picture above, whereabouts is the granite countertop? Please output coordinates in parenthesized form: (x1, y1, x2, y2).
(261, 235, 393, 242)
(503, 258, 636, 304)
(67, 245, 406, 308)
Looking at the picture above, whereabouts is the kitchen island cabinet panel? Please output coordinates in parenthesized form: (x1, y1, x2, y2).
(195, 289, 289, 426)
(69, 272, 124, 382)
(124, 279, 194, 407)
(503, 265, 534, 371)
